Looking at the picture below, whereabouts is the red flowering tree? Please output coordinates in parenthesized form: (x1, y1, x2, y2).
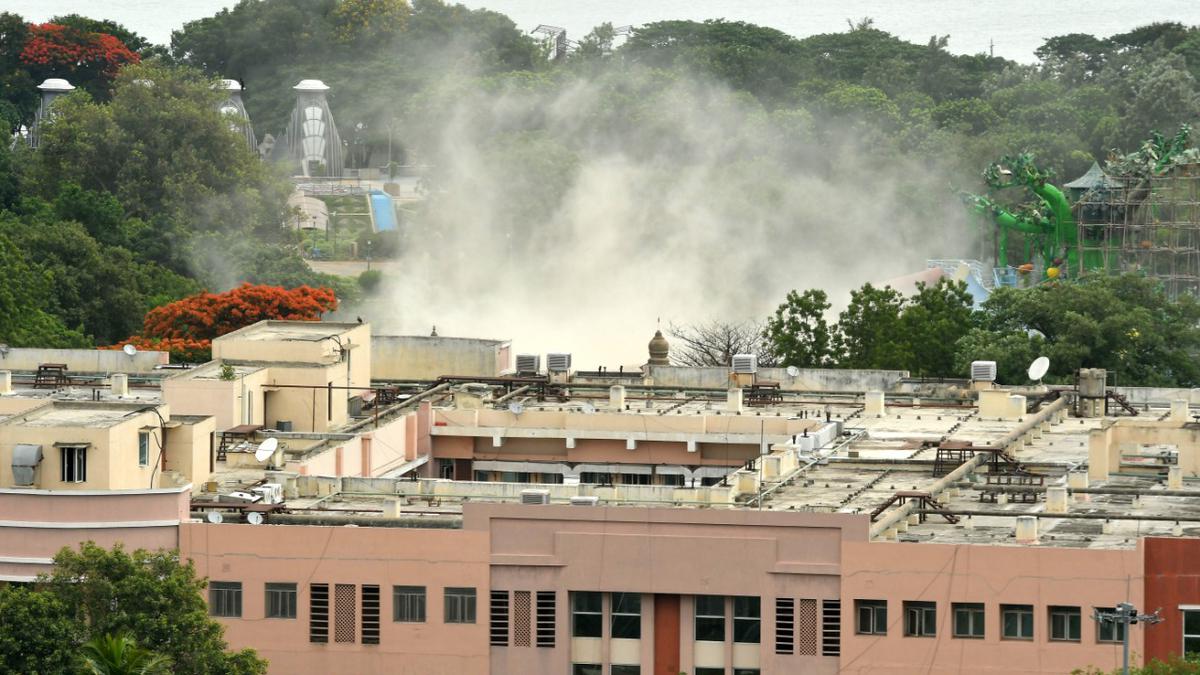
(109, 284, 338, 362)
(20, 23, 139, 96)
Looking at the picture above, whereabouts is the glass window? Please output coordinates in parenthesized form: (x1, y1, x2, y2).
(394, 586, 426, 622)
(611, 666, 640, 675)
(952, 603, 984, 639)
(696, 669, 725, 675)
(572, 592, 603, 638)
(1184, 609, 1200, 656)
(734, 670, 762, 675)
(904, 601, 936, 637)
(695, 595, 726, 642)
(572, 665, 601, 675)
(445, 587, 476, 624)
(734, 596, 761, 644)
(138, 431, 151, 466)
(1049, 606, 1081, 642)
(265, 582, 296, 619)
(611, 593, 641, 639)
(209, 581, 242, 618)
(856, 600, 887, 635)
(1002, 604, 1033, 640)
(60, 446, 87, 483)
(1096, 607, 1126, 643)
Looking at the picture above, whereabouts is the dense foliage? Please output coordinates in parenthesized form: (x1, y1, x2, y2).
(0, 543, 266, 674)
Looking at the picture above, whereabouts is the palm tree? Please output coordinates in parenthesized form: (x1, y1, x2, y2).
(81, 633, 172, 675)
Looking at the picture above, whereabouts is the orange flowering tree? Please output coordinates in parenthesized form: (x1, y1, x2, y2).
(109, 284, 337, 362)
(20, 23, 139, 95)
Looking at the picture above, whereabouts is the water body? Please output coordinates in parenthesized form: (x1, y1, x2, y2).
(7, 0, 1199, 62)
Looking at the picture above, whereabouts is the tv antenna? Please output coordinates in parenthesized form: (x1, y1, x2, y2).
(1027, 356, 1050, 384)
(122, 344, 138, 356)
(255, 437, 280, 464)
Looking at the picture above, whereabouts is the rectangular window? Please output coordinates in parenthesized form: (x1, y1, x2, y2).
(734, 596, 761, 644)
(1096, 607, 1126, 643)
(1050, 606, 1081, 642)
(60, 446, 87, 483)
(734, 671, 762, 675)
(822, 599, 841, 657)
(572, 591, 603, 638)
(445, 587, 476, 624)
(904, 601, 937, 637)
(265, 583, 297, 619)
(695, 595, 726, 642)
(536, 591, 556, 647)
(856, 600, 887, 635)
(362, 585, 380, 645)
(1001, 604, 1033, 640)
(572, 666, 601, 675)
(138, 431, 150, 466)
(393, 585, 426, 622)
(612, 593, 641, 639)
(310, 583, 329, 643)
(775, 597, 795, 654)
(1183, 609, 1200, 655)
(209, 581, 242, 618)
(953, 603, 985, 639)
(490, 590, 510, 646)
(696, 669, 725, 675)
(612, 667, 640, 675)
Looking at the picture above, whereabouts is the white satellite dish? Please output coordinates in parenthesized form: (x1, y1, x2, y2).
(581, 403, 596, 414)
(255, 437, 279, 463)
(246, 511, 264, 525)
(206, 511, 223, 524)
(508, 401, 525, 416)
(786, 365, 800, 377)
(1028, 356, 1050, 382)
(122, 344, 138, 356)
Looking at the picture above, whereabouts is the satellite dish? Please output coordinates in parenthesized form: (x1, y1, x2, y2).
(246, 512, 264, 525)
(255, 437, 279, 463)
(786, 366, 800, 377)
(581, 403, 596, 414)
(1028, 356, 1050, 382)
(206, 511, 223, 524)
(122, 344, 138, 356)
(508, 401, 525, 416)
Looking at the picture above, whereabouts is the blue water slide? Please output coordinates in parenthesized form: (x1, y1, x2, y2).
(369, 190, 397, 232)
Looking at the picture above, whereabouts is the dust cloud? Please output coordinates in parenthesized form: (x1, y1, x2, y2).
(363, 71, 972, 367)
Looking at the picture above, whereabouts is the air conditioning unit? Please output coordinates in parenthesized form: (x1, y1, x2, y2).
(569, 495, 600, 506)
(732, 354, 758, 374)
(970, 360, 998, 382)
(547, 352, 572, 373)
(520, 489, 551, 505)
(516, 354, 541, 375)
(252, 483, 284, 504)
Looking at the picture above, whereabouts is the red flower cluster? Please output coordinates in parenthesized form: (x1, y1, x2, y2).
(19, 23, 139, 77)
(106, 284, 338, 362)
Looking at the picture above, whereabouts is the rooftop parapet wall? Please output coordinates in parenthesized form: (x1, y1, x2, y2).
(644, 365, 909, 391)
(372, 335, 510, 380)
(0, 347, 168, 374)
(433, 407, 822, 438)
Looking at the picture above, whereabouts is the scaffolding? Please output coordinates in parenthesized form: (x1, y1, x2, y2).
(1075, 163, 1200, 297)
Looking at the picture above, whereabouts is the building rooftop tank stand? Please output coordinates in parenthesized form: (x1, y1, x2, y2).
(217, 79, 257, 153)
(279, 79, 344, 178)
(30, 78, 75, 149)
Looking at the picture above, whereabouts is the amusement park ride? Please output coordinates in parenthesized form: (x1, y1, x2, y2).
(960, 125, 1200, 294)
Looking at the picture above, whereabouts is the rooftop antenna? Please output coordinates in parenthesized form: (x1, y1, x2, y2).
(1028, 356, 1050, 384)
(122, 344, 137, 357)
(254, 437, 280, 464)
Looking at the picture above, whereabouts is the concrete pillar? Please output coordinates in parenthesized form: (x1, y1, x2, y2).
(727, 388, 743, 413)
(907, 513, 920, 526)
(978, 389, 1010, 418)
(1015, 516, 1038, 543)
(1045, 486, 1068, 514)
(0, 371, 10, 394)
(1169, 465, 1183, 489)
(1101, 520, 1114, 534)
(865, 391, 886, 417)
(1068, 470, 1090, 502)
(609, 385, 626, 410)
(1007, 395, 1026, 421)
(762, 455, 780, 480)
(110, 373, 129, 397)
(997, 493, 1009, 505)
(1174, 522, 1185, 537)
(1172, 399, 1190, 422)
(383, 499, 403, 518)
(963, 515, 974, 529)
(883, 527, 898, 541)
(896, 518, 909, 533)
(1088, 431, 1111, 482)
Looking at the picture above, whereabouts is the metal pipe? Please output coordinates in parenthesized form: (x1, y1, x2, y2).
(493, 385, 533, 405)
(914, 509, 1200, 523)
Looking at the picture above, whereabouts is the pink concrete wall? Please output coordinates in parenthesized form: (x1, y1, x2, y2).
(0, 487, 187, 580)
(840, 541, 1145, 674)
(181, 523, 491, 675)
(431, 436, 756, 468)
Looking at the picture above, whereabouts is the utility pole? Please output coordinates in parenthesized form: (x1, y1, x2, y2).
(1092, 603, 1162, 675)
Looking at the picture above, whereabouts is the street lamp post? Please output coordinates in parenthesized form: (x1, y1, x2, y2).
(1093, 603, 1163, 675)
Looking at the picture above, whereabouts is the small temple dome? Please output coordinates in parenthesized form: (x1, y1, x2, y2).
(648, 330, 670, 366)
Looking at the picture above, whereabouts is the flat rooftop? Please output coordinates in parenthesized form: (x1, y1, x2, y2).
(218, 320, 361, 343)
(2, 401, 161, 428)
